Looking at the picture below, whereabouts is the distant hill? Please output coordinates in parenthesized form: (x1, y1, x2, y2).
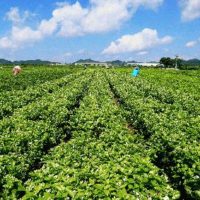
(1, 57, 199, 66)
(0, 59, 12, 64)
(149, 61, 159, 63)
(75, 59, 127, 66)
(182, 59, 200, 66)
(13, 59, 56, 65)
(127, 60, 137, 63)
(75, 59, 99, 64)
(0, 58, 59, 65)
(107, 60, 126, 65)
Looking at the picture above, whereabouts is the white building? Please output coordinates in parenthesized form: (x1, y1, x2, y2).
(127, 62, 162, 67)
(50, 63, 63, 66)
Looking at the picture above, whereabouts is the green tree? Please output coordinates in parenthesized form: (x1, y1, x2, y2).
(160, 57, 183, 68)
(160, 57, 173, 68)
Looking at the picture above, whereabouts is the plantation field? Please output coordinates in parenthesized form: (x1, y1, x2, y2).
(0, 66, 75, 92)
(0, 66, 199, 199)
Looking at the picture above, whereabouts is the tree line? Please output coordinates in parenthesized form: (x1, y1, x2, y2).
(160, 57, 200, 70)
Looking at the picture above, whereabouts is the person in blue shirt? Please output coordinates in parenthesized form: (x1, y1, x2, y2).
(132, 66, 140, 77)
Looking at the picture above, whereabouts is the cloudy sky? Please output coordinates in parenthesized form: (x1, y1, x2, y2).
(0, 0, 200, 62)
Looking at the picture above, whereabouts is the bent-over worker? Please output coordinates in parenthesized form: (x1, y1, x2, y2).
(132, 66, 140, 77)
(13, 66, 22, 76)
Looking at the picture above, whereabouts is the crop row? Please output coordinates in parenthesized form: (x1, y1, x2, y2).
(0, 71, 93, 197)
(0, 67, 75, 92)
(141, 69, 200, 104)
(107, 72, 200, 199)
(119, 70, 200, 116)
(141, 69, 200, 88)
(0, 72, 82, 120)
(110, 71, 199, 142)
(18, 72, 179, 199)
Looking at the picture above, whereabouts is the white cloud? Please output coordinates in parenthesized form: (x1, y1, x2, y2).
(52, 2, 88, 37)
(64, 52, 72, 57)
(1, 7, 40, 49)
(6, 7, 21, 24)
(0, 26, 42, 49)
(0, 37, 15, 49)
(0, 0, 164, 49)
(137, 51, 148, 55)
(82, 0, 129, 33)
(102, 28, 173, 55)
(38, 19, 58, 36)
(185, 40, 198, 47)
(6, 7, 33, 24)
(180, 0, 200, 21)
(39, 0, 164, 37)
(12, 27, 42, 43)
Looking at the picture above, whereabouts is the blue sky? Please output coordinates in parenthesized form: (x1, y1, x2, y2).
(0, 0, 200, 62)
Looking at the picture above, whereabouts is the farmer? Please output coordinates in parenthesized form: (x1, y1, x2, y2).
(12, 66, 22, 76)
(132, 66, 140, 77)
